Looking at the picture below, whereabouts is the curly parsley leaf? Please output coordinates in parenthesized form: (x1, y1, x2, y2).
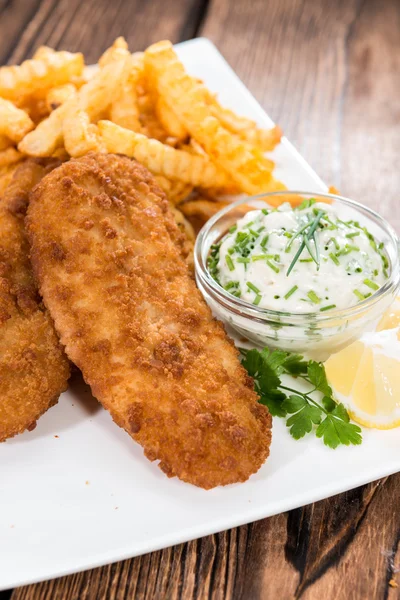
(241, 348, 264, 377)
(240, 347, 363, 449)
(316, 413, 362, 449)
(322, 395, 336, 413)
(281, 354, 308, 376)
(259, 390, 287, 417)
(282, 395, 307, 413)
(286, 404, 322, 439)
(307, 360, 332, 396)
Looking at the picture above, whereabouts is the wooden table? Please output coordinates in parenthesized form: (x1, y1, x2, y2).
(1, 0, 399, 598)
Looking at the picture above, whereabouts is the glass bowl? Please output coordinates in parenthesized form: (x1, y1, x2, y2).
(194, 191, 400, 361)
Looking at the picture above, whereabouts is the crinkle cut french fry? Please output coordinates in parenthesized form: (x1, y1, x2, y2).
(99, 37, 129, 67)
(153, 175, 171, 195)
(0, 50, 84, 105)
(0, 98, 34, 143)
(243, 124, 282, 152)
(167, 180, 193, 204)
(144, 41, 281, 194)
(155, 96, 188, 141)
(208, 98, 282, 151)
(98, 119, 229, 189)
(63, 103, 105, 157)
(153, 176, 192, 205)
(46, 83, 77, 112)
(0, 147, 24, 168)
(110, 54, 144, 132)
(19, 48, 131, 156)
(32, 46, 57, 61)
(139, 109, 169, 143)
(179, 197, 231, 233)
(179, 197, 230, 220)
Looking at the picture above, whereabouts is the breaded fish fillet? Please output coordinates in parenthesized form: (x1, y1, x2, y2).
(27, 153, 271, 488)
(0, 159, 70, 442)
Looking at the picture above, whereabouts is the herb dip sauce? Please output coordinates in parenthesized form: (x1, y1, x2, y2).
(208, 199, 389, 313)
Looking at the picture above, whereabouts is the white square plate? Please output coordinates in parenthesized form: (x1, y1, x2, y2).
(1, 38, 399, 591)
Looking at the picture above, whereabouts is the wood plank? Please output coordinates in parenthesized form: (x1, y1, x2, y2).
(0, 0, 201, 65)
(341, 0, 400, 228)
(7, 0, 400, 599)
(201, 0, 360, 191)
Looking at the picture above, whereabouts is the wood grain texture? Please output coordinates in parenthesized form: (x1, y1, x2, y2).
(5, 0, 400, 598)
(0, 0, 201, 65)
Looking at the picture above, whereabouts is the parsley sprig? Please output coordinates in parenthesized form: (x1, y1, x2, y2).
(240, 347, 362, 449)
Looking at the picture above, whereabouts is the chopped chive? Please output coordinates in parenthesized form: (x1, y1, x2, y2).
(297, 198, 316, 210)
(249, 228, 259, 237)
(300, 258, 313, 263)
(363, 278, 379, 291)
(245, 221, 254, 228)
(307, 290, 321, 304)
(373, 269, 379, 276)
(284, 285, 298, 299)
(283, 231, 293, 238)
(336, 244, 360, 256)
(346, 232, 360, 239)
(285, 220, 312, 252)
(286, 211, 325, 276)
(251, 254, 268, 262)
(320, 304, 336, 312)
(365, 292, 372, 298)
(253, 294, 262, 305)
(228, 247, 235, 255)
(235, 231, 249, 244)
(226, 255, 235, 271)
(257, 226, 266, 233)
(262, 208, 269, 215)
(265, 254, 280, 261)
(232, 290, 241, 297)
(247, 281, 261, 294)
(337, 218, 351, 228)
(237, 257, 250, 263)
(313, 232, 320, 267)
(260, 234, 269, 248)
(322, 216, 338, 229)
(229, 225, 237, 233)
(266, 260, 280, 274)
(353, 289, 365, 301)
(224, 281, 239, 290)
(329, 252, 340, 266)
(355, 267, 362, 273)
(303, 235, 318, 267)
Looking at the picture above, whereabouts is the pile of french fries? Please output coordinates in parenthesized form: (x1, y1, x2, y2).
(0, 38, 285, 237)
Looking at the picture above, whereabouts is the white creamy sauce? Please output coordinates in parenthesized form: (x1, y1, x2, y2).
(213, 202, 388, 313)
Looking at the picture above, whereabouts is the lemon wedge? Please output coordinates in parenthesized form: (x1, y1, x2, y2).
(325, 323, 400, 429)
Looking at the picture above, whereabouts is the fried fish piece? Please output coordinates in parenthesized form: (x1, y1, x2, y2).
(0, 159, 70, 441)
(27, 153, 271, 488)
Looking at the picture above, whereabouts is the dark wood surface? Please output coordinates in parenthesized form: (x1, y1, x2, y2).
(1, 0, 400, 598)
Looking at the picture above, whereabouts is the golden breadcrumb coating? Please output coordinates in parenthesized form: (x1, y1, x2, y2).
(0, 158, 70, 441)
(27, 153, 271, 488)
